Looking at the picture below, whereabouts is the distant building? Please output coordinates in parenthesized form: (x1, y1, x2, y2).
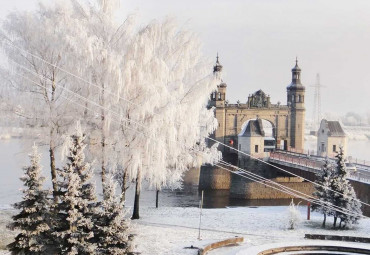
(208, 55, 306, 158)
(317, 119, 347, 158)
(238, 118, 265, 157)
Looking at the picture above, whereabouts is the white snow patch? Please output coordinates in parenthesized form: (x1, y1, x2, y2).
(1, 206, 370, 254)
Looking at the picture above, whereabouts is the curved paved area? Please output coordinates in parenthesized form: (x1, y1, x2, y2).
(211, 240, 370, 255)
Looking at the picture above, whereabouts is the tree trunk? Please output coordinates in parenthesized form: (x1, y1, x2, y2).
(101, 109, 106, 196)
(333, 216, 337, 228)
(50, 128, 58, 203)
(100, 82, 107, 196)
(132, 168, 142, 220)
(156, 189, 159, 209)
(49, 77, 58, 203)
(101, 131, 106, 194)
(120, 169, 128, 205)
(322, 213, 326, 228)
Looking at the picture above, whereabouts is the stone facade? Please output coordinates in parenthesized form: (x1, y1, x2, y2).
(209, 57, 306, 155)
(230, 176, 314, 199)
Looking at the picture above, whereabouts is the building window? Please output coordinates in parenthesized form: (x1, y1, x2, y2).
(239, 144, 241, 150)
(292, 95, 295, 102)
(255, 145, 258, 153)
(333, 145, 336, 152)
(218, 92, 221, 100)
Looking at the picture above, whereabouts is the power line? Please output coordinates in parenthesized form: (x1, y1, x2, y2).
(208, 136, 370, 209)
(6, 63, 364, 219)
(2, 35, 369, 214)
(217, 160, 361, 217)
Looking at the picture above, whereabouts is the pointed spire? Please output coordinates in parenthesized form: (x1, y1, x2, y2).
(292, 56, 301, 71)
(213, 53, 223, 74)
(289, 58, 303, 87)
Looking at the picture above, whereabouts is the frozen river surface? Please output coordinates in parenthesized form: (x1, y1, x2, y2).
(1, 138, 370, 208)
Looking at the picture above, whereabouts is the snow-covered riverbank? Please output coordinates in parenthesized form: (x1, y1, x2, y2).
(2, 205, 369, 255)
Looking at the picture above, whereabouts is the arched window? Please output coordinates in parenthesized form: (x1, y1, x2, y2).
(298, 95, 301, 102)
(218, 92, 222, 100)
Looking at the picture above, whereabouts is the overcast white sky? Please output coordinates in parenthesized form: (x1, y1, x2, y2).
(1, 0, 370, 119)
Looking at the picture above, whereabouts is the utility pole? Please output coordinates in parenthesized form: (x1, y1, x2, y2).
(310, 74, 325, 134)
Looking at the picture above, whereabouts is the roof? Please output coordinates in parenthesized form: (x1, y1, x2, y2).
(240, 119, 265, 137)
(292, 58, 301, 71)
(321, 119, 346, 137)
(327, 121, 346, 137)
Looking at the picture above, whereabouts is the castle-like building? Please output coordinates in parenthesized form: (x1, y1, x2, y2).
(209, 56, 306, 156)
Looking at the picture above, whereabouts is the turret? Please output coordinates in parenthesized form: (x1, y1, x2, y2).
(287, 58, 305, 151)
(209, 53, 227, 108)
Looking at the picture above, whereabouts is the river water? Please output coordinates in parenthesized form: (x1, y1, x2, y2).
(1, 138, 369, 209)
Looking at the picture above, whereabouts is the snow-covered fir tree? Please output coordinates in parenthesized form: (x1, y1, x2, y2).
(53, 123, 97, 254)
(330, 147, 362, 228)
(94, 175, 132, 254)
(311, 158, 334, 227)
(7, 145, 52, 254)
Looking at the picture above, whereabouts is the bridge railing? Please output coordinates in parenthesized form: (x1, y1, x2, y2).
(270, 152, 322, 170)
(271, 152, 370, 184)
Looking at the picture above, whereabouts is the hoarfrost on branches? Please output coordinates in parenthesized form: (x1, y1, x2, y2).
(330, 147, 362, 228)
(52, 122, 98, 254)
(287, 199, 301, 230)
(7, 145, 52, 254)
(311, 158, 334, 228)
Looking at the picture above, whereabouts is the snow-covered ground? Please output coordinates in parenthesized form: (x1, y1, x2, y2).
(3, 205, 368, 255)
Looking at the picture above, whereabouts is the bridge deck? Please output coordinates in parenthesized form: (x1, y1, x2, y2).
(269, 151, 370, 184)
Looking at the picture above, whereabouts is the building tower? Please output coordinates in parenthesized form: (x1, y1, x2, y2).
(209, 54, 228, 150)
(287, 58, 306, 152)
(209, 53, 227, 107)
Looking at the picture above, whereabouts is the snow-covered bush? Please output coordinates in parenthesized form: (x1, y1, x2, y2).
(287, 200, 301, 230)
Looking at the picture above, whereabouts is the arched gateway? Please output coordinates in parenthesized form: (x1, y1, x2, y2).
(208, 56, 306, 157)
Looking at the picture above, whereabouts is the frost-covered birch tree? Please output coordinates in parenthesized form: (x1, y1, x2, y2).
(121, 18, 220, 219)
(7, 145, 52, 254)
(62, 0, 135, 196)
(1, 1, 87, 201)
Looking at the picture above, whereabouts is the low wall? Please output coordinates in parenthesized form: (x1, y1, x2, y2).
(230, 174, 314, 199)
(258, 245, 370, 255)
(198, 237, 244, 255)
(305, 234, 370, 243)
(199, 164, 231, 190)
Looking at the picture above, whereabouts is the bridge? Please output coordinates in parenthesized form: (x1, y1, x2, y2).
(268, 150, 370, 216)
(269, 150, 370, 184)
